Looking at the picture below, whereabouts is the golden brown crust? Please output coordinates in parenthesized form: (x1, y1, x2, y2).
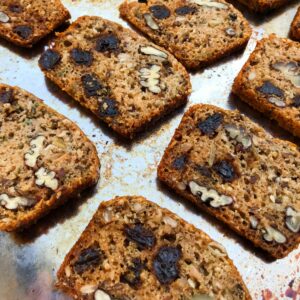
(119, 0, 252, 70)
(291, 7, 300, 41)
(234, 0, 289, 12)
(0, 84, 100, 231)
(56, 196, 251, 300)
(0, 0, 70, 48)
(158, 104, 300, 259)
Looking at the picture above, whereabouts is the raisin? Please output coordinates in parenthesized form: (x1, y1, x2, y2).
(198, 113, 223, 136)
(124, 223, 156, 249)
(121, 258, 145, 288)
(153, 246, 181, 284)
(96, 34, 119, 52)
(81, 74, 103, 97)
(70, 48, 93, 66)
(99, 98, 118, 117)
(9, 4, 22, 13)
(39, 49, 61, 70)
(138, 0, 148, 2)
(257, 81, 284, 98)
(292, 95, 300, 107)
(74, 246, 102, 273)
(213, 160, 236, 182)
(0, 89, 13, 104)
(229, 13, 237, 21)
(13, 25, 32, 39)
(196, 165, 211, 177)
(175, 6, 197, 15)
(172, 155, 186, 170)
(150, 5, 170, 19)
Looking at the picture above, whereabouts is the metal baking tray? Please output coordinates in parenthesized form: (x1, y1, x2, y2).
(0, 0, 299, 299)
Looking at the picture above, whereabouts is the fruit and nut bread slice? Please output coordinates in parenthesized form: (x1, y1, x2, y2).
(39, 16, 191, 139)
(119, 0, 252, 70)
(233, 0, 289, 12)
(0, 84, 100, 231)
(0, 0, 70, 47)
(56, 196, 251, 300)
(291, 7, 300, 41)
(158, 104, 300, 259)
(233, 35, 300, 138)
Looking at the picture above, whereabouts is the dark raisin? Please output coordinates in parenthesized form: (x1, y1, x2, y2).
(121, 258, 145, 288)
(149, 5, 170, 19)
(0, 89, 13, 104)
(81, 74, 103, 97)
(175, 6, 197, 15)
(229, 13, 237, 21)
(124, 223, 156, 249)
(74, 246, 102, 273)
(70, 48, 93, 66)
(198, 113, 223, 136)
(172, 155, 186, 170)
(13, 25, 32, 39)
(9, 4, 22, 13)
(257, 81, 284, 98)
(39, 49, 61, 70)
(292, 95, 300, 107)
(153, 246, 181, 284)
(96, 34, 119, 52)
(213, 160, 236, 182)
(99, 98, 118, 117)
(138, 0, 147, 3)
(196, 165, 212, 177)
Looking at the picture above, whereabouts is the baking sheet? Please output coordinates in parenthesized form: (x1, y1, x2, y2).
(0, 0, 299, 299)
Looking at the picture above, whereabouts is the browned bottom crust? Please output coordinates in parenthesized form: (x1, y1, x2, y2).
(234, 0, 290, 12)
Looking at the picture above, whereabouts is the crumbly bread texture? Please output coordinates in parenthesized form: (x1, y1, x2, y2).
(158, 104, 300, 259)
(56, 196, 251, 300)
(0, 84, 100, 231)
(119, 0, 252, 70)
(291, 7, 300, 41)
(232, 34, 300, 138)
(0, 0, 70, 47)
(233, 0, 289, 12)
(39, 16, 191, 139)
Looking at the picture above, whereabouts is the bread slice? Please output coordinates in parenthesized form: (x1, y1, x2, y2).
(56, 196, 251, 300)
(119, 0, 252, 70)
(232, 0, 289, 12)
(39, 16, 191, 139)
(0, 84, 100, 231)
(0, 0, 70, 47)
(291, 7, 300, 41)
(158, 104, 300, 259)
(232, 34, 300, 138)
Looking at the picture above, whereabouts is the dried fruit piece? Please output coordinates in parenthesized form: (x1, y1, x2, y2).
(272, 61, 300, 88)
(96, 34, 119, 52)
(139, 46, 167, 59)
(124, 223, 156, 249)
(149, 5, 170, 19)
(153, 246, 181, 284)
(198, 113, 223, 136)
(175, 6, 197, 15)
(0, 194, 35, 210)
(213, 160, 236, 182)
(13, 25, 33, 39)
(144, 13, 159, 30)
(0, 89, 13, 104)
(192, 0, 228, 9)
(172, 155, 186, 170)
(9, 4, 22, 13)
(81, 74, 103, 97)
(196, 165, 212, 177)
(285, 207, 300, 233)
(0, 12, 9, 23)
(262, 226, 286, 244)
(39, 49, 61, 70)
(139, 64, 162, 94)
(70, 48, 93, 66)
(224, 124, 252, 149)
(35, 167, 59, 190)
(121, 258, 144, 288)
(74, 246, 102, 274)
(98, 98, 118, 117)
(24, 136, 45, 168)
(257, 81, 284, 98)
(292, 95, 300, 107)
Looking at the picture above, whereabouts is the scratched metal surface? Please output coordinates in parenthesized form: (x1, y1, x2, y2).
(0, 0, 299, 299)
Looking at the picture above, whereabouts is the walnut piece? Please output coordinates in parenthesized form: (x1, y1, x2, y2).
(80, 284, 98, 294)
(224, 124, 252, 149)
(0, 194, 35, 210)
(163, 215, 177, 228)
(144, 13, 159, 30)
(285, 207, 300, 233)
(94, 289, 111, 300)
(0, 12, 9, 23)
(140, 46, 168, 59)
(24, 136, 45, 168)
(139, 64, 162, 94)
(262, 226, 286, 244)
(192, 0, 228, 9)
(272, 62, 300, 88)
(35, 167, 59, 190)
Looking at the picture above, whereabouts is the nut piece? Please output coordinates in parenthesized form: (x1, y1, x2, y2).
(285, 207, 300, 233)
(24, 136, 45, 168)
(191, 295, 214, 300)
(224, 124, 252, 149)
(225, 28, 236, 37)
(94, 289, 111, 300)
(35, 167, 58, 190)
(0, 194, 35, 210)
(139, 46, 168, 59)
(262, 226, 286, 244)
(163, 216, 177, 228)
(249, 216, 258, 229)
(80, 284, 98, 294)
(144, 13, 159, 30)
(189, 181, 233, 208)
(272, 62, 300, 88)
(0, 12, 9, 23)
(192, 0, 228, 9)
(139, 64, 162, 94)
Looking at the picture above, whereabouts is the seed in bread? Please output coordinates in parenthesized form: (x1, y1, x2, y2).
(158, 104, 300, 259)
(232, 34, 300, 138)
(0, 0, 70, 47)
(56, 196, 251, 300)
(119, 0, 252, 70)
(39, 16, 191, 139)
(0, 84, 100, 231)
(291, 7, 300, 41)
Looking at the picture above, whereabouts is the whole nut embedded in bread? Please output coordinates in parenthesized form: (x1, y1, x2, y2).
(139, 64, 162, 94)
(94, 289, 111, 300)
(262, 226, 286, 244)
(144, 13, 159, 30)
(0, 12, 9, 23)
(286, 207, 300, 233)
(35, 167, 59, 190)
(139, 46, 168, 59)
(0, 194, 35, 210)
(24, 135, 45, 168)
(192, 0, 228, 9)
